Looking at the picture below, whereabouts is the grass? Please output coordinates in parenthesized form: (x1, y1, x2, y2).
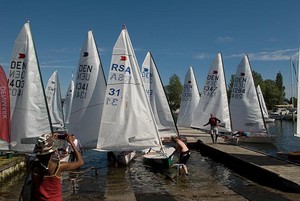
(0, 155, 25, 167)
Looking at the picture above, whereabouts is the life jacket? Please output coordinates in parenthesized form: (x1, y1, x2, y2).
(210, 117, 217, 126)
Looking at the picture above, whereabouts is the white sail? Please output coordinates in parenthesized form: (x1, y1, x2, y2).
(257, 85, 269, 118)
(63, 75, 74, 124)
(8, 22, 52, 152)
(191, 53, 231, 132)
(68, 30, 106, 149)
(141, 52, 178, 138)
(45, 70, 64, 129)
(96, 26, 161, 151)
(177, 66, 200, 127)
(230, 55, 266, 133)
(296, 49, 300, 137)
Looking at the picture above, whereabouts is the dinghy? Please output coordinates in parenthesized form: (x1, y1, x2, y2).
(229, 55, 276, 144)
(45, 70, 65, 131)
(141, 52, 176, 169)
(96, 26, 164, 166)
(191, 53, 232, 135)
(68, 30, 106, 149)
(8, 22, 52, 152)
(177, 66, 200, 128)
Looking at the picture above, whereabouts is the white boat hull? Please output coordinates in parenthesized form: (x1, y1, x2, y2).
(264, 117, 276, 123)
(143, 146, 175, 169)
(227, 135, 277, 144)
(115, 151, 136, 165)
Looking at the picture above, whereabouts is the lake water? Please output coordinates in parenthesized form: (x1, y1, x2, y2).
(1, 120, 300, 201)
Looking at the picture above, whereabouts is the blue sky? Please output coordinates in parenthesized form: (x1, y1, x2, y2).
(1, 0, 299, 98)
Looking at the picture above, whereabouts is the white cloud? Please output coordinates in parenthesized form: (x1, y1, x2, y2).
(193, 52, 209, 59)
(227, 48, 298, 61)
(215, 36, 234, 43)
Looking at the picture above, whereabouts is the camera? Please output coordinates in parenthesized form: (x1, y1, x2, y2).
(57, 134, 67, 139)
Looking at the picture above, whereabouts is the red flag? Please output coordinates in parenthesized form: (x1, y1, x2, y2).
(240, 72, 245, 76)
(213, 70, 218, 74)
(0, 65, 10, 143)
(18, 53, 26, 59)
(120, 56, 127, 61)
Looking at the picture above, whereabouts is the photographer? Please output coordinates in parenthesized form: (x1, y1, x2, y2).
(31, 133, 84, 201)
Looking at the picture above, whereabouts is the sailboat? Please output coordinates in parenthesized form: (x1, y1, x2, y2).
(279, 49, 300, 163)
(191, 53, 232, 134)
(62, 74, 74, 125)
(68, 30, 107, 149)
(0, 65, 12, 150)
(229, 55, 276, 144)
(8, 22, 52, 152)
(45, 70, 65, 130)
(256, 85, 275, 123)
(141, 51, 178, 140)
(140, 52, 176, 168)
(177, 66, 200, 128)
(96, 26, 166, 166)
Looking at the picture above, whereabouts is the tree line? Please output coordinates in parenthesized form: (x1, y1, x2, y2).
(165, 71, 290, 113)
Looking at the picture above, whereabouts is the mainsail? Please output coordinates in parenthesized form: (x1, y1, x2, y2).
(63, 74, 74, 124)
(45, 70, 64, 129)
(8, 22, 52, 152)
(257, 85, 269, 119)
(177, 66, 200, 127)
(96, 26, 161, 151)
(0, 65, 10, 144)
(296, 49, 300, 137)
(191, 53, 231, 132)
(141, 52, 178, 138)
(230, 55, 266, 133)
(68, 30, 106, 149)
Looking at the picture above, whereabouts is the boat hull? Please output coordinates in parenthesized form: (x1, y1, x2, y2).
(143, 154, 173, 170)
(115, 151, 136, 165)
(142, 146, 175, 169)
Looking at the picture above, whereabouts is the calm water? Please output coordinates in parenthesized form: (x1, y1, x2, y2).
(1, 120, 300, 201)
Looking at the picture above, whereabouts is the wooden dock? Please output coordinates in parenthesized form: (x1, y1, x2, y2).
(178, 127, 300, 193)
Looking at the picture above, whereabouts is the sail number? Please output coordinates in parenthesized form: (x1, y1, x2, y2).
(182, 92, 192, 101)
(75, 82, 89, 99)
(203, 86, 217, 97)
(8, 79, 25, 96)
(106, 87, 121, 106)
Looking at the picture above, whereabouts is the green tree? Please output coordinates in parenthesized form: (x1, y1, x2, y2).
(252, 71, 265, 91)
(165, 74, 183, 112)
(264, 79, 280, 109)
(227, 74, 234, 101)
(275, 71, 285, 104)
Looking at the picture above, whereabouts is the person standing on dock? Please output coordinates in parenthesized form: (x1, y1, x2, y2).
(203, 113, 221, 144)
(170, 136, 190, 175)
